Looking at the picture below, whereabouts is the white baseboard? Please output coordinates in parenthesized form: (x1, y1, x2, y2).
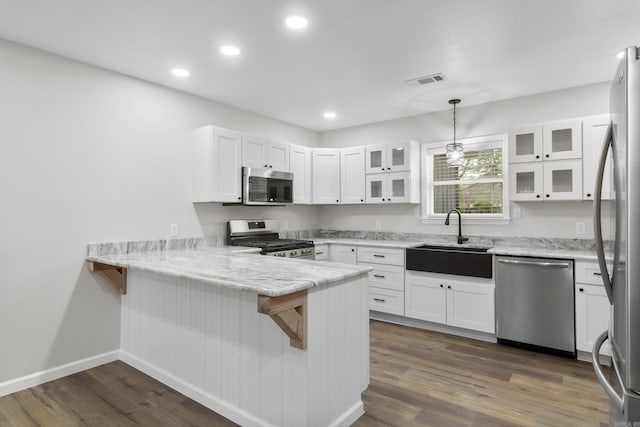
(0, 350, 119, 397)
(329, 401, 365, 427)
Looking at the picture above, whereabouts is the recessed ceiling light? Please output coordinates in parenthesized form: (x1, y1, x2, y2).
(171, 68, 190, 77)
(323, 112, 337, 119)
(220, 45, 241, 56)
(617, 51, 625, 59)
(285, 16, 308, 29)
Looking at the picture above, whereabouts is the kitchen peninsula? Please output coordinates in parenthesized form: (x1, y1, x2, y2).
(87, 244, 371, 427)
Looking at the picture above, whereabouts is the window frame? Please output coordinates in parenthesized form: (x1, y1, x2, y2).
(421, 133, 510, 225)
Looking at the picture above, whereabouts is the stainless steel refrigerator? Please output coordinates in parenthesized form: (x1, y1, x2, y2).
(593, 45, 640, 423)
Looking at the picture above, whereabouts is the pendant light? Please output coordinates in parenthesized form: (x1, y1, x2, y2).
(445, 98, 464, 167)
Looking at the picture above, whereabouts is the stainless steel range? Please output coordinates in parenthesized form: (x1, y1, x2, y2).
(227, 219, 315, 259)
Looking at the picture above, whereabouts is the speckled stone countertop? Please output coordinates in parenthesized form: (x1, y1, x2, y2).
(87, 246, 371, 297)
(312, 238, 423, 249)
(487, 246, 599, 261)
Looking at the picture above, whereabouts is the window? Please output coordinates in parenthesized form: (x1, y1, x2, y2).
(422, 134, 509, 223)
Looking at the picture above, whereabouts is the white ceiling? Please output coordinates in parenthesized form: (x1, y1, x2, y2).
(0, 0, 638, 131)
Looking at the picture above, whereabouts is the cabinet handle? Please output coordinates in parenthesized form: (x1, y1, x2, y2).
(382, 167, 385, 171)
(264, 164, 268, 167)
(382, 198, 386, 201)
(579, 288, 584, 292)
(593, 272, 602, 276)
(440, 284, 444, 288)
(336, 199, 340, 203)
(447, 285, 452, 289)
(546, 194, 550, 198)
(237, 197, 241, 200)
(536, 155, 540, 159)
(587, 193, 592, 197)
(388, 198, 391, 202)
(545, 154, 550, 158)
(388, 167, 391, 171)
(316, 251, 324, 255)
(373, 298, 386, 303)
(373, 274, 386, 278)
(536, 194, 540, 198)
(351, 248, 355, 252)
(373, 254, 385, 258)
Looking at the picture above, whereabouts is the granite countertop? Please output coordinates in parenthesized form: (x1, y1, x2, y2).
(312, 238, 424, 249)
(87, 246, 371, 297)
(488, 246, 599, 261)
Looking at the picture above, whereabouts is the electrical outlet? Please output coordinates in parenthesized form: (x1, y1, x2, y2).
(511, 206, 522, 219)
(375, 220, 382, 230)
(170, 224, 178, 236)
(576, 222, 586, 235)
(283, 220, 289, 231)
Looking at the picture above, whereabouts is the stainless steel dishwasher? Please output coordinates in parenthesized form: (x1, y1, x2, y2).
(495, 256, 575, 358)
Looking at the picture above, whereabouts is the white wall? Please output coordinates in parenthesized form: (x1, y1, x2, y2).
(318, 83, 611, 239)
(0, 39, 319, 384)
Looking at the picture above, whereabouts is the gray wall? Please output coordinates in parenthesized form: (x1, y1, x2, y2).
(0, 39, 319, 384)
(317, 83, 611, 239)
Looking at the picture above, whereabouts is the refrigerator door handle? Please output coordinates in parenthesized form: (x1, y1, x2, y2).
(592, 330, 624, 410)
(593, 122, 614, 304)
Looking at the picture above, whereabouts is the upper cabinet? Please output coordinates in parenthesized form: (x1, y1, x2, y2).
(242, 137, 289, 172)
(191, 126, 242, 203)
(509, 119, 582, 164)
(289, 144, 313, 204)
(366, 142, 412, 173)
(582, 115, 613, 201)
(312, 149, 341, 204)
(340, 146, 366, 204)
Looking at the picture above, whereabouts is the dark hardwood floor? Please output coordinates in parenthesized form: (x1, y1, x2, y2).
(0, 320, 609, 426)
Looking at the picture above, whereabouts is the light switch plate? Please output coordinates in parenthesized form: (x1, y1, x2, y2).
(576, 222, 586, 235)
(511, 206, 522, 219)
(375, 220, 382, 230)
(170, 224, 178, 236)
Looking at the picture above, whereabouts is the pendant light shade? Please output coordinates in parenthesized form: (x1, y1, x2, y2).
(446, 99, 464, 167)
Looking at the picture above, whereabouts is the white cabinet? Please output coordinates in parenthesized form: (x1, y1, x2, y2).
(582, 115, 613, 200)
(242, 137, 290, 172)
(358, 247, 405, 316)
(509, 119, 582, 164)
(575, 261, 611, 356)
(340, 146, 366, 204)
(191, 126, 242, 203)
(312, 149, 341, 204)
(405, 270, 495, 334)
(509, 158, 583, 201)
(314, 244, 328, 261)
(328, 244, 357, 264)
(365, 172, 417, 203)
(365, 142, 413, 173)
(289, 144, 313, 204)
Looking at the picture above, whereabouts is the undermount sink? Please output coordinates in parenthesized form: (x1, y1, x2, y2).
(405, 244, 493, 278)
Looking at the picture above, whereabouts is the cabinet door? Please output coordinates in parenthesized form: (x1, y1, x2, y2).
(575, 284, 611, 355)
(328, 245, 357, 264)
(340, 146, 366, 204)
(365, 145, 387, 173)
(404, 272, 447, 324)
(314, 244, 328, 261)
(446, 280, 495, 333)
(192, 126, 242, 203)
(582, 115, 613, 200)
(543, 119, 582, 161)
(267, 141, 290, 172)
(386, 142, 411, 172)
(365, 174, 386, 203)
(242, 136, 269, 168)
(509, 163, 544, 201)
(543, 160, 583, 200)
(289, 144, 312, 204)
(386, 172, 412, 203)
(312, 149, 341, 204)
(508, 125, 543, 163)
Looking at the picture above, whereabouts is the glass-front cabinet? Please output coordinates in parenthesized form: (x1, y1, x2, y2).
(509, 119, 582, 164)
(366, 172, 412, 203)
(508, 125, 543, 163)
(509, 160, 582, 201)
(365, 142, 411, 173)
(509, 163, 544, 201)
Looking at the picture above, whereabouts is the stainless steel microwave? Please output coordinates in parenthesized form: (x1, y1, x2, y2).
(242, 167, 293, 205)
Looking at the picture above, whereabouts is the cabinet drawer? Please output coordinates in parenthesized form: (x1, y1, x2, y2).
(357, 247, 404, 266)
(369, 287, 404, 316)
(575, 261, 608, 286)
(315, 244, 328, 261)
(360, 263, 404, 291)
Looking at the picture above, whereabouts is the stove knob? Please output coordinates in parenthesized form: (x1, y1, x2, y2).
(290, 251, 298, 257)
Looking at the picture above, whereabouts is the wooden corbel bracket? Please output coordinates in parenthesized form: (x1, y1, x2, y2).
(89, 262, 128, 294)
(258, 290, 307, 350)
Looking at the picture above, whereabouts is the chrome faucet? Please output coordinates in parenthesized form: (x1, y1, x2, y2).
(445, 209, 469, 245)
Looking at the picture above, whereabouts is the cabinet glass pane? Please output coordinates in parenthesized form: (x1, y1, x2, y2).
(370, 180, 382, 198)
(516, 171, 535, 194)
(515, 133, 535, 156)
(391, 148, 405, 166)
(552, 129, 573, 152)
(370, 151, 382, 168)
(391, 179, 405, 197)
(552, 169, 573, 192)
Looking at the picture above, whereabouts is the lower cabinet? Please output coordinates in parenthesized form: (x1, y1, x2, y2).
(405, 270, 495, 334)
(328, 244, 357, 264)
(575, 261, 611, 356)
(357, 247, 406, 316)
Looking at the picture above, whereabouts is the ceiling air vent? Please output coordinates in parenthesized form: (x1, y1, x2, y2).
(405, 73, 446, 87)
